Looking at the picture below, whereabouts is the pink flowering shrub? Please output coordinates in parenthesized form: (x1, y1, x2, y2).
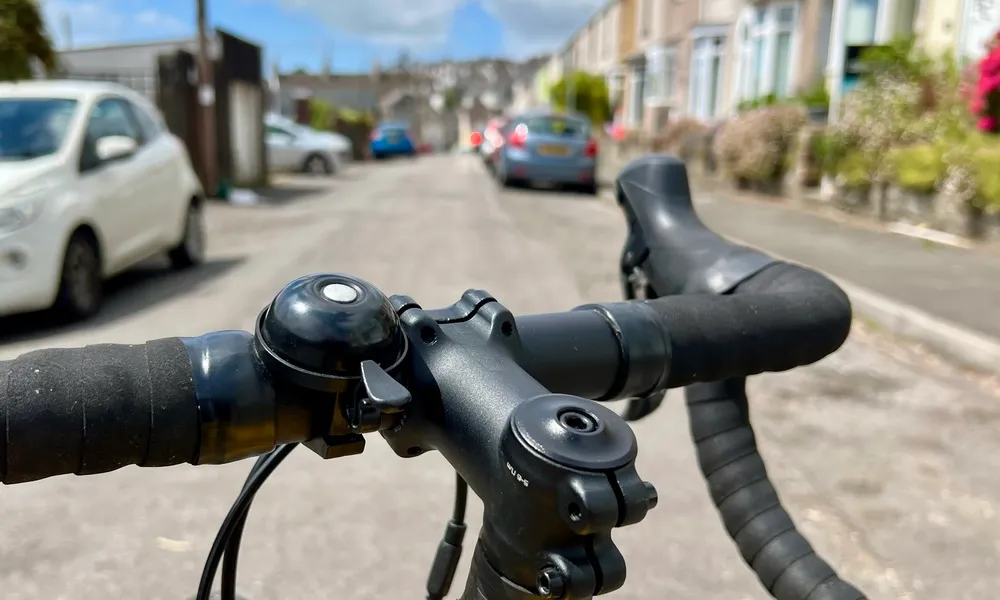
(714, 104, 807, 183)
(970, 31, 1000, 133)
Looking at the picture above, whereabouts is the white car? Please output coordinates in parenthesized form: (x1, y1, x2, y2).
(0, 80, 206, 320)
(265, 113, 352, 175)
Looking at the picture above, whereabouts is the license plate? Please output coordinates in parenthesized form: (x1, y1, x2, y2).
(537, 144, 569, 156)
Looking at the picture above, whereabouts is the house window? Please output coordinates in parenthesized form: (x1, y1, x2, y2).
(690, 36, 725, 120)
(844, 0, 878, 44)
(737, 2, 799, 102)
(644, 46, 678, 105)
(608, 72, 624, 108)
(629, 66, 646, 126)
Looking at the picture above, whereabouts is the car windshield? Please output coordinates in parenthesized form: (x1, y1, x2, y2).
(379, 127, 406, 137)
(521, 115, 589, 138)
(0, 98, 78, 161)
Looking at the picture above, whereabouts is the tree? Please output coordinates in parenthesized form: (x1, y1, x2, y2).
(309, 98, 336, 130)
(549, 71, 612, 126)
(443, 85, 464, 111)
(0, 0, 57, 81)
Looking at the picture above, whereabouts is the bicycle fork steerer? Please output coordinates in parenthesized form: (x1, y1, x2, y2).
(252, 274, 659, 599)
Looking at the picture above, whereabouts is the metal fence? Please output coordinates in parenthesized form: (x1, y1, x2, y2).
(60, 69, 159, 102)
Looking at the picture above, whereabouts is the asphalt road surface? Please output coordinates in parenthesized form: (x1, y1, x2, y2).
(1, 155, 997, 600)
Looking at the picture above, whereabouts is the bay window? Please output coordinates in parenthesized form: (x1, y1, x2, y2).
(689, 34, 726, 120)
(628, 65, 646, 127)
(644, 46, 678, 105)
(736, 2, 800, 103)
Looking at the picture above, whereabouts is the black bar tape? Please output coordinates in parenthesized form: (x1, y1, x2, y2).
(644, 264, 852, 389)
(1, 338, 200, 484)
(687, 380, 866, 600)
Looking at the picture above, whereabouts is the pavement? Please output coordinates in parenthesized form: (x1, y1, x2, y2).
(1, 156, 999, 600)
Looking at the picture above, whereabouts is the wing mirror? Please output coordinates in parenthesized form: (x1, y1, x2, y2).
(96, 135, 138, 161)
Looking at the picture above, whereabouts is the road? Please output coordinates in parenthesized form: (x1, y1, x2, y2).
(1, 155, 998, 600)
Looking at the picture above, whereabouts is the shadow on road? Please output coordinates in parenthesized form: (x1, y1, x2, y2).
(250, 182, 326, 205)
(0, 256, 244, 345)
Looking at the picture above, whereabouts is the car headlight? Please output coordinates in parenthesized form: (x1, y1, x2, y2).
(0, 182, 53, 234)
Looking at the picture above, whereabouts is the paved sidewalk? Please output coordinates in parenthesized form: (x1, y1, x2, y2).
(690, 184, 1000, 339)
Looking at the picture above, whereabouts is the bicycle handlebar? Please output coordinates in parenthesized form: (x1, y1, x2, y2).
(0, 154, 865, 600)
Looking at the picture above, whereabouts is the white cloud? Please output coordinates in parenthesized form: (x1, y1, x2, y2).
(277, 0, 462, 47)
(134, 9, 188, 34)
(482, 0, 605, 57)
(41, 0, 192, 49)
(275, 0, 601, 56)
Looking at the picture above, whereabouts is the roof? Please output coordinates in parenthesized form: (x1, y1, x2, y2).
(59, 37, 201, 73)
(0, 79, 141, 100)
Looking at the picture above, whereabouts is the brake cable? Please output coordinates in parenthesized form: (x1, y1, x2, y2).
(195, 447, 471, 600)
(196, 443, 298, 600)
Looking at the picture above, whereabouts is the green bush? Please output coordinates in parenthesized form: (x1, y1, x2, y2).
(837, 150, 874, 190)
(797, 82, 830, 110)
(309, 98, 335, 130)
(337, 108, 374, 126)
(973, 145, 1000, 207)
(887, 143, 946, 193)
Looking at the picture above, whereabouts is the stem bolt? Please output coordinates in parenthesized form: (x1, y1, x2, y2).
(536, 565, 566, 598)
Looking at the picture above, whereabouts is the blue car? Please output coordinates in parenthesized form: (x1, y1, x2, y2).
(370, 122, 416, 159)
(493, 110, 598, 195)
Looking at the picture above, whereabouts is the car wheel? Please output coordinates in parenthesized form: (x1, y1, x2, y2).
(169, 201, 207, 269)
(54, 231, 103, 321)
(581, 182, 599, 196)
(497, 168, 518, 189)
(304, 153, 332, 175)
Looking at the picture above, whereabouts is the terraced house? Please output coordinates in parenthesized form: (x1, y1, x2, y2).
(556, 0, 999, 131)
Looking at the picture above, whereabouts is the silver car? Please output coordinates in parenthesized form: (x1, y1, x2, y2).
(265, 114, 352, 175)
(493, 110, 598, 195)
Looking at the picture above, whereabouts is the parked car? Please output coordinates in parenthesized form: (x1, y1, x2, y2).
(370, 122, 416, 159)
(265, 113, 352, 175)
(493, 110, 598, 195)
(0, 80, 206, 321)
(479, 116, 509, 169)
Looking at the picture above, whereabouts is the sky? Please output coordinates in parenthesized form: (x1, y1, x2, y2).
(40, 0, 605, 73)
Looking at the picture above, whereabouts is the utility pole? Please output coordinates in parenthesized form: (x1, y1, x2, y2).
(62, 13, 73, 50)
(196, 0, 217, 196)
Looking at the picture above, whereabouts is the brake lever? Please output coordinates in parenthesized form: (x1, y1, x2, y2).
(619, 235, 668, 423)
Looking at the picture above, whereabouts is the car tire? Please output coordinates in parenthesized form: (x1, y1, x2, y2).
(581, 182, 599, 196)
(54, 231, 103, 321)
(169, 201, 207, 269)
(497, 170, 519, 189)
(304, 153, 332, 175)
